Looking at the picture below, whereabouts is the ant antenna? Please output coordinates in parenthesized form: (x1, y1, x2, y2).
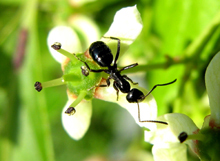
(141, 79, 177, 101)
(134, 79, 177, 125)
(137, 102, 168, 125)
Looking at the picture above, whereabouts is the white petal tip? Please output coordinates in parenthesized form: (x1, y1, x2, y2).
(61, 99, 92, 140)
(47, 26, 82, 63)
(104, 5, 143, 44)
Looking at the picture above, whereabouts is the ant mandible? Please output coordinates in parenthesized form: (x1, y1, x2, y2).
(74, 36, 177, 125)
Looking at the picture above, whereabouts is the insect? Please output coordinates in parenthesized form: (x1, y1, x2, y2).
(74, 37, 139, 101)
(74, 37, 177, 125)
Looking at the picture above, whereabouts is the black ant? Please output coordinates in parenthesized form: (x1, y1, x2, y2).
(74, 37, 139, 100)
(74, 37, 176, 125)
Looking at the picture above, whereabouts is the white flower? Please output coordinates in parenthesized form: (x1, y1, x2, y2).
(44, 5, 143, 140)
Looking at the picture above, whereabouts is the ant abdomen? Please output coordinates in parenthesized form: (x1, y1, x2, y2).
(89, 41, 113, 67)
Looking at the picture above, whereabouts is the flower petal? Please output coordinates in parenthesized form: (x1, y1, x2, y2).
(205, 52, 220, 126)
(103, 5, 142, 44)
(145, 113, 199, 151)
(101, 5, 143, 58)
(117, 92, 158, 131)
(47, 26, 82, 63)
(69, 14, 100, 50)
(61, 98, 92, 140)
(152, 143, 187, 161)
(95, 81, 157, 130)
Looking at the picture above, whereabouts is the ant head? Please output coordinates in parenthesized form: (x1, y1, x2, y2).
(89, 41, 113, 67)
(126, 88, 144, 103)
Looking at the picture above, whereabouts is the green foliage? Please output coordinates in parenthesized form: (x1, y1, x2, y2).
(198, 128, 220, 160)
(0, 0, 219, 160)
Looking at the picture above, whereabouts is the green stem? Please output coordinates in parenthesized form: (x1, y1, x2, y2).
(42, 77, 65, 88)
(55, 48, 77, 62)
(121, 57, 189, 74)
(184, 11, 220, 58)
(21, 0, 55, 160)
(70, 91, 87, 107)
(175, 11, 220, 111)
(187, 133, 205, 141)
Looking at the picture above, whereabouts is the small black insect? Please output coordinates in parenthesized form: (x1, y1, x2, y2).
(74, 37, 176, 124)
(74, 37, 138, 101)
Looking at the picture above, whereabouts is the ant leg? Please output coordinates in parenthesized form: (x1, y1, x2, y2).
(141, 79, 177, 100)
(119, 63, 138, 72)
(113, 81, 120, 101)
(122, 75, 138, 85)
(137, 102, 168, 125)
(102, 36, 120, 66)
(98, 77, 111, 87)
(73, 53, 106, 73)
(88, 77, 111, 90)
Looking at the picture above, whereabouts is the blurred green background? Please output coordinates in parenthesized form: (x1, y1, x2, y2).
(0, 0, 220, 161)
